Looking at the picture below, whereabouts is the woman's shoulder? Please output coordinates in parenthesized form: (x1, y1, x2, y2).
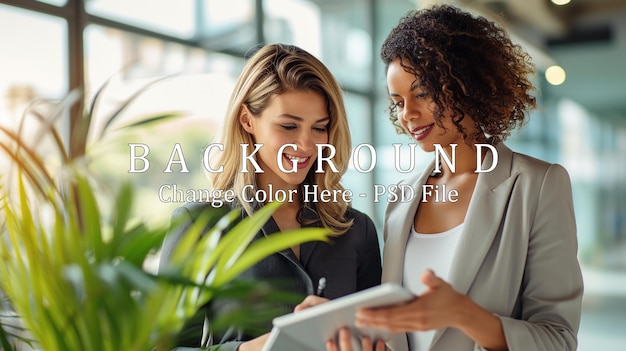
(343, 207, 377, 234)
(510, 151, 571, 181)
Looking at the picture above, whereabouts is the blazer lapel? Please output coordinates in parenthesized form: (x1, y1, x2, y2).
(259, 205, 320, 270)
(430, 143, 519, 349)
(381, 163, 434, 285)
(299, 206, 322, 267)
(447, 143, 518, 294)
(256, 209, 302, 265)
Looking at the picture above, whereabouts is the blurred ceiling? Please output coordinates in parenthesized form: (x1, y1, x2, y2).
(457, 0, 626, 117)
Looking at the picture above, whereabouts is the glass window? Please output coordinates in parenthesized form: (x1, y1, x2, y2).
(264, 0, 372, 89)
(37, 0, 68, 6)
(0, 3, 68, 128)
(86, 0, 258, 52)
(85, 0, 197, 38)
(264, 0, 321, 54)
(0, 3, 68, 204)
(196, 0, 258, 52)
(84, 24, 245, 225)
(315, 0, 372, 89)
(342, 92, 374, 216)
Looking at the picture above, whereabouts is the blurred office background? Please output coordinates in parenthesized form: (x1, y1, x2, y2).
(0, 0, 624, 349)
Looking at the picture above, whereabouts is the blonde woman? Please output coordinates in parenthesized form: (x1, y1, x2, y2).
(160, 43, 382, 351)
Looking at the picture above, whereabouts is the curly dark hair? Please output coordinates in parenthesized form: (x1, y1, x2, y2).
(381, 5, 537, 144)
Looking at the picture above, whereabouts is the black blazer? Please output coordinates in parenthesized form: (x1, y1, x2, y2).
(159, 202, 382, 351)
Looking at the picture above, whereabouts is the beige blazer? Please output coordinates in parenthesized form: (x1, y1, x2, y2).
(382, 143, 583, 351)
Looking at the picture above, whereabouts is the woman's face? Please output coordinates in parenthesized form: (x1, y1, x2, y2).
(386, 59, 468, 152)
(240, 89, 330, 190)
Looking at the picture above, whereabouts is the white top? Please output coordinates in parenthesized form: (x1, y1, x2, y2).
(402, 223, 464, 350)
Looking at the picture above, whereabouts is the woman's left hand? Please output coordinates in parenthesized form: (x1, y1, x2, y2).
(356, 269, 469, 333)
(326, 327, 386, 351)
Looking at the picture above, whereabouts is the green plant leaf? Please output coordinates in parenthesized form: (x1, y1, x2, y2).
(23, 89, 82, 155)
(27, 108, 70, 163)
(75, 175, 104, 260)
(168, 208, 237, 278)
(214, 227, 330, 286)
(0, 126, 59, 198)
(114, 223, 168, 267)
(97, 75, 175, 140)
(118, 112, 183, 129)
(0, 319, 16, 351)
(111, 181, 133, 240)
(212, 202, 282, 281)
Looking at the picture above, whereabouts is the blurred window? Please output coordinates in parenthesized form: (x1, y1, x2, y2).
(85, 0, 197, 38)
(342, 91, 373, 214)
(196, 0, 258, 52)
(0, 3, 67, 128)
(85, 0, 258, 52)
(83, 24, 244, 224)
(37, 0, 67, 6)
(264, 0, 372, 89)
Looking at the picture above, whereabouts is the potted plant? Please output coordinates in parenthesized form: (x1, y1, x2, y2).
(0, 80, 329, 350)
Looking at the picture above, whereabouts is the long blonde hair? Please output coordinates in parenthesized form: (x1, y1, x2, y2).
(209, 44, 353, 234)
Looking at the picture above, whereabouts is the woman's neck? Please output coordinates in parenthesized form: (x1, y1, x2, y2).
(439, 143, 479, 174)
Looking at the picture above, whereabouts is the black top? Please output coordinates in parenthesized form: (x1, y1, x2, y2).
(159, 202, 382, 351)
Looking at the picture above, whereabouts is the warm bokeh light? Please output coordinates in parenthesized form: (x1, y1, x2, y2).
(545, 65, 567, 85)
(551, 0, 571, 5)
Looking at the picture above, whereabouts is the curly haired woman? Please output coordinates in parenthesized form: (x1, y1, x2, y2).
(327, 5, 583, 351)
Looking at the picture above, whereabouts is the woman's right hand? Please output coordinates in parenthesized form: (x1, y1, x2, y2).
(325, 327, 386, 351)
(237, 333, 269, 351)
(294, 295, 329, 312)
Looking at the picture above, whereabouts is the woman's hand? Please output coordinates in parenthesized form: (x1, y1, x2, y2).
(294, 295, 329, 312)
(356, 270, 468, 332)
(237, 333, 269, 351)
(355, 270, 507, 350)
(325, 327, 386, 351)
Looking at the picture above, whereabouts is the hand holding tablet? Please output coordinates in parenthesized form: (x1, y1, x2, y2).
(261, 284, 414, 351)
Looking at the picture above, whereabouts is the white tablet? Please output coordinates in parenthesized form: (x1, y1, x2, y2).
(261, 283, 414, 351)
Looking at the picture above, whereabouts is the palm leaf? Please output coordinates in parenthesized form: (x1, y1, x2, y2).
(212, 202, 283, 281)
(0, 126, 59, 199)
(117, 112, 183, 129)
(25, 107, 70, 163)
(17, 89, 82, 155)
(96, 75, 175, 141)
(215, 227, 330, 285)
(0, 79, 333, 351)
